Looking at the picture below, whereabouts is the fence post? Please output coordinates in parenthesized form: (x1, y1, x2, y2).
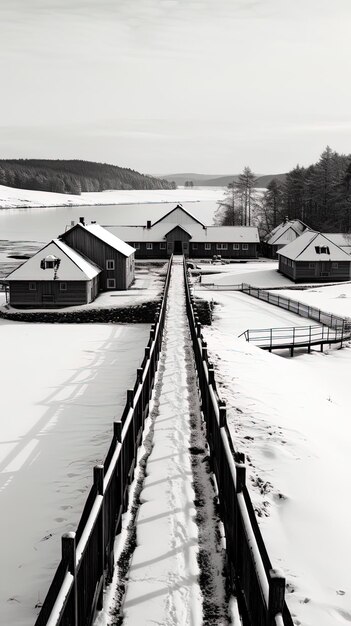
(202, 342, 208, 361)
(114, 420, 122, 443)
(208, 366, 215, 386)
(137, 367, 143, 384)
(235, 463, 246, 493)
(145, 346, 151, 360)
(94, 464, 105, 610)
(62, 532, 78, 626)
(127, 389, 134, 408)
(150, 323, 156, 340)
(219, 403, 227, 428)
(268, 569, 285, 624)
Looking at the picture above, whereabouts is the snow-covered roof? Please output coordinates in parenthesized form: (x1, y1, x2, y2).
(264, 219, 307, 245)
(326, 233, 351, 248)
(277, 231, 351, 262)
(107, 223, 259, 243)
(6, 240, 101, 281)
(81, 223, 135, 257)
(152, 204, 206, 227)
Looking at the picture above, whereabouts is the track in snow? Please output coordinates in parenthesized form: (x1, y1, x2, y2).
(108, 258, 230, 626)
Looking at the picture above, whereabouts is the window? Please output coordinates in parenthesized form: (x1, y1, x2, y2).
(60, 282, 67, 291)
(233, 244, 239, 250)
(309, 263, 315, 269)
(134, 242, 140, 249)
(242, 244, 249, 250)
(106, 259, 115, 270)
(315, 245, 330, 254)
(216, 243, 228, 250)
(205, 243, 211, 250)
(332, 262, 339, 269)
(146, 243, 153, 250)
(107, 278, 116, 288)
(29, 282, 36, 291)
(192, 243, 198, 249)
(160, 242, 166, 250)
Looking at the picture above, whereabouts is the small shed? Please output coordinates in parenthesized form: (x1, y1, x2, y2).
(278, 231, 351, 282)
(6, 239, 101, 308)
(61, 222, 135, 290)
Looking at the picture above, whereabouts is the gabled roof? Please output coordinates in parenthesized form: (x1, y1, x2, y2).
(6, 239, 101, 281)
(264, 219, 307, 245)
(164, 224, 193, 239)
(63, 223, 135, 257)
(152, 204, 206, 228)
(277, 231, 351, 262)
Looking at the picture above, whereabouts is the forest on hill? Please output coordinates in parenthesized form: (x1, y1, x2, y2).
(0, 159, 172, 195)
(216, 148, 351, 234)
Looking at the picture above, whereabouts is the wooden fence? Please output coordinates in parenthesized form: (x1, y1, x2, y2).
(184, 260, 294, 626)
(35, 256, 173, 626)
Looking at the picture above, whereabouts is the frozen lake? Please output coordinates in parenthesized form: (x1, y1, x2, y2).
(0, 189, 225, 243)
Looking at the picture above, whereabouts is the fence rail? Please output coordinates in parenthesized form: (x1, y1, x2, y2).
(35, 257, 173, 626)
(184, 260, 294, 626)
(238, 323, 348, 352)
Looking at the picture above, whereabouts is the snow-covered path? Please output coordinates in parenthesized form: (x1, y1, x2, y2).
(119, 258, 227, 626)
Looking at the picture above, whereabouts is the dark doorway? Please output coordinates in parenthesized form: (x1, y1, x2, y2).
(174, 240, 182, 254)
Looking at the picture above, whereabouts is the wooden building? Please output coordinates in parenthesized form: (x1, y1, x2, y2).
(278, 231, 351, 282)
(60, 221, 135, 290)
(6, 239, 101, 308)
(262, 219, 308, 258)
(108, 205, 259, 259)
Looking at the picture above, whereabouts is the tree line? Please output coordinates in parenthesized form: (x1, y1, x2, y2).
(216, 147, 351, 235)
(0, 159, 172, 195)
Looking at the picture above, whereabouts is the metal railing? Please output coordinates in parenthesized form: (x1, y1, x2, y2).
(184, 260, 293, 626)
(238, 323, 348, 352)
(35, 257, 173, 626)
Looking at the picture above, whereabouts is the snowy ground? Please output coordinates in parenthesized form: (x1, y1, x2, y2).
(200, 286, 351, 626)
(0, 184, 224, 210)
(198, 261, 295, 289)
(0, 320, 150, 626)
(275, 284, 351, 320)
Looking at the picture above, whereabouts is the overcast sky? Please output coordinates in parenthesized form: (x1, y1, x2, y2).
(1, 0, 351, 175)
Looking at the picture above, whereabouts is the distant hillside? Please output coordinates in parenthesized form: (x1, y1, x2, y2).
(158, 173, 221, 186)
(0, 159, 172, 195)
(160, 172, 286, 188)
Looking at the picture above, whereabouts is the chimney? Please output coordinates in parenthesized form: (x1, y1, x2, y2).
(70, 220, 75, 226)
(147, 220, 151, 229)
(91, 220, 96, 224)
(79, 216, 85, 226)
(285, 215, 289, 223)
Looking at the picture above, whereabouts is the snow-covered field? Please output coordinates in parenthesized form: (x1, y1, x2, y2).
(0, 184, 224, 209)
(276, 284, 351, 320)
(198, 261, 295, 288)
(199, 268, 351, 626)
(0, 320, 150, 626)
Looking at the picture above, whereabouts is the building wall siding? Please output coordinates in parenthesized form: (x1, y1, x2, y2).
(62, 227, 134, 290)
(280, 257, 351, 282)
(9, 280, 89, 308)
(129, 241, 257, 259)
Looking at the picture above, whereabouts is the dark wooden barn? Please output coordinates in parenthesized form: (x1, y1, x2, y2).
(6, 239, 101, 308)
(60, 221, 135, 290)
(107, 205, 259, 259)
(278, 231, 351, 283)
